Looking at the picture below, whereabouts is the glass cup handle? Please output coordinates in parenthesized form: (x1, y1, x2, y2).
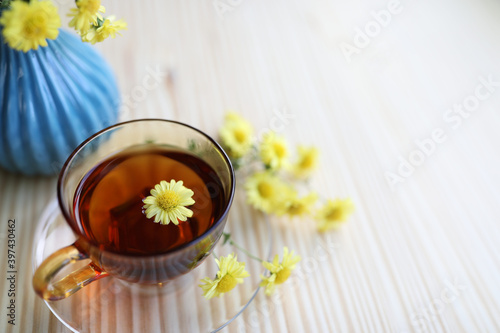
(32, 243, 109, 301)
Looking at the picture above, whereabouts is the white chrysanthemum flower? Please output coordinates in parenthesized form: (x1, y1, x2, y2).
(143, 180, 195, 225)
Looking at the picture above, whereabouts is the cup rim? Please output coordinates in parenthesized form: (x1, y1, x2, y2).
(57, 118, 235, 258)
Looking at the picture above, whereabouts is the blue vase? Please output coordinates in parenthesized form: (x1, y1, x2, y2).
(0, 28, 120, 176)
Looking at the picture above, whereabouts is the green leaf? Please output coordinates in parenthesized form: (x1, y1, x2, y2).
(222, 232, 231, 245)
(187, 139, 197, 152)
(0, 0, 12, 9)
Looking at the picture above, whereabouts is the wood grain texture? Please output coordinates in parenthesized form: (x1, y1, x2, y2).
(2, 0, 500, 332)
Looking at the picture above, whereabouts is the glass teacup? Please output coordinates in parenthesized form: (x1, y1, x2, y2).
(33, 119, 235, 301)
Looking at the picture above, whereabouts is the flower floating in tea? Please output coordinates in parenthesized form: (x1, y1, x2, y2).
(199, 253, 249, 299)
(143, 180, 195, 225)
(316, 198, 355, 232)
(0, 0, 61, 52)
(260, 247, 301, 296)
(0, 0, 126, 52)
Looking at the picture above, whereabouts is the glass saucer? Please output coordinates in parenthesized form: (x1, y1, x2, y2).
(32, 191, 271, 333)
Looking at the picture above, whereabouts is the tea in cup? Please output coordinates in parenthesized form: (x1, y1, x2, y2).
(33, 119, 235, 300)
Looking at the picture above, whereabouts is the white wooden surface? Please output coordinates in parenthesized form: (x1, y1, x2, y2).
(2, 0, 500, 331)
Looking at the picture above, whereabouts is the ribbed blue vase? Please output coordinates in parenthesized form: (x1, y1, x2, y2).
(0, 28, 120, 176)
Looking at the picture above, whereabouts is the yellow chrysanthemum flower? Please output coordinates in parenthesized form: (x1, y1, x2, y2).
(0, 0, 61, 52)
(82, 16, 127, 44)
(291, 146, 319, 179)
(260, 247, 301, 295)
(143, 180, 195, 225)
(245, 171, 288, 214)
(278, 191, 318, 217)
(200, 253, 250, 299)
(225, 112, 244, 122)
(68, 0, 105, 34)
(219, 112, 254, 159)
(81, 16, 127, 44)
(316, 198, 354, 232)
(259, 132, 289, 170)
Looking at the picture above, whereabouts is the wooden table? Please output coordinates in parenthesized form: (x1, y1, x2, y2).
(2, 0, 500, 331)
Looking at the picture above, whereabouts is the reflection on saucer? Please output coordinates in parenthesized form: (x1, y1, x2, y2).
(32, 193, 271, 333)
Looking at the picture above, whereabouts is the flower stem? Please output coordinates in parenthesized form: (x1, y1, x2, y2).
(222, 232, 264, 262)
(229, 240, 263, 262)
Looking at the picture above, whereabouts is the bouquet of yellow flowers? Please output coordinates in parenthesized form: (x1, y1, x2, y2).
(197, 112, 355, 300)
(220, 112, 355, 232)
(0, 0, 126, 52)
